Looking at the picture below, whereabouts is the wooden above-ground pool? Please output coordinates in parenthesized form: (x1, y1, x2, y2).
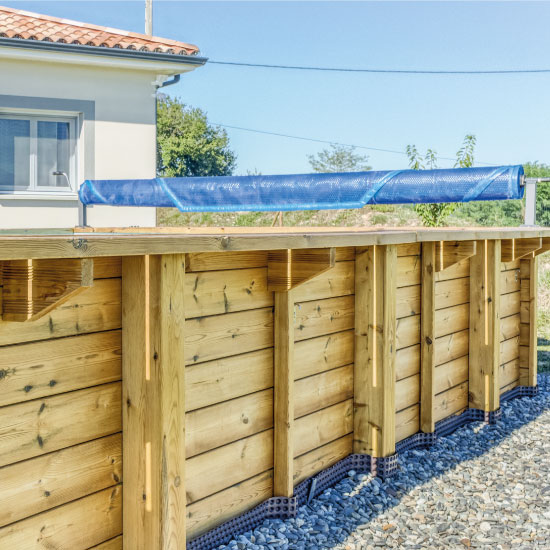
(0, 225, 549, 550)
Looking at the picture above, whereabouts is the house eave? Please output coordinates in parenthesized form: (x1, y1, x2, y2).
(0, 37, 208, 74)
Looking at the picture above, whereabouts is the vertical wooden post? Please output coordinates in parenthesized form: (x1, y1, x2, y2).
(420, 242, 436, 433)
(354, 245, 397, 457)
(469, 240, 501, 411)
(520, 256, 538, 387)
(273, 289, 294, 497)
(122, 254, 186, 550)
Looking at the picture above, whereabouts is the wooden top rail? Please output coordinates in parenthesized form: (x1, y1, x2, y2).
(0, 227, 549, 260)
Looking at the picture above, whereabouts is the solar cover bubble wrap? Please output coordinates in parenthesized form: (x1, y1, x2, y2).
(79, 165, 524, 213)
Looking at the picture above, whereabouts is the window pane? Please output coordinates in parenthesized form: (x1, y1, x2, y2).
(0, 119, 31, 191)
(37, 121, 71, 188)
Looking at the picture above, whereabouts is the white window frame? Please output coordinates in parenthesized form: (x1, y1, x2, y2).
(0, 112, 78, 197)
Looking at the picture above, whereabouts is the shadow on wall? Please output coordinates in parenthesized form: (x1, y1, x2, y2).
(223, 376, 550, 550)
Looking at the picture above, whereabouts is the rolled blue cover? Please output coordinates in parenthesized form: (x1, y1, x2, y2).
(79, 165, 524, 212)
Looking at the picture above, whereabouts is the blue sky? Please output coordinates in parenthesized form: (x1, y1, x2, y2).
(4, 1, 550, 174)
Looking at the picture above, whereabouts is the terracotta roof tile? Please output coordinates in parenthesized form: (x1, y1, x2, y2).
(0, 5, 200, 56)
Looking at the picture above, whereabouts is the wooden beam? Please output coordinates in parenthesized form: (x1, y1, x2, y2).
(434, 240, 476, 271)
(501, 238, 542, 262)
(1, 258, 93, 322)
(420, 242, 436, 433)
(273, 290, 294, 497)
(267, 248, 335, 291)
(122, 255, 186, 550)
(520, 256, 538, 386)
(469, 240, 501, 411)
(354, 245, 397, 457)
(534, 237, 550, 257)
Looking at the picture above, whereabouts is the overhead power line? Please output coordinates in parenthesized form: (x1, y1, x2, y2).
(208, 60, 550, 75)
(213, 122, 497, 166)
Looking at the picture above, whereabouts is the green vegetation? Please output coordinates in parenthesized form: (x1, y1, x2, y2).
(406, 135, 476, 227)
(156, 95, 236, 178)
(308, 144, 371, 173)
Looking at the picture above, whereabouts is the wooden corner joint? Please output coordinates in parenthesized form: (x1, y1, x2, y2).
(434, 240, 477, 272)
(267, 248, 335, 292)
(501, 238, 542, 262)
(534, 237, 550, 257)
(1, 258, 93, 322)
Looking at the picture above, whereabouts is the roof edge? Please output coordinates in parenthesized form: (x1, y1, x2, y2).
(0, 36, 208, 66)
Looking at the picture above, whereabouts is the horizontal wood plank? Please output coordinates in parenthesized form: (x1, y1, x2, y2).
(186, 389, 273, 458)
(395, 344, 420, 381)
(185, 267, 272, 319)
(0, 382, 121, 467)
(294, 365, 354, 419)
(0, 485, 122, 550)
(0, 278, 121, 347)
(186, 430, 273, 504)
(395, 374, 420, 412)
(397, 243, 421, 257)
(500, 358, 520, 389)
(293, 434, 353, 486)
(501, 336, 520, 365)
(185, 348, 273, 412)
(0, 433, 121, 527)
(294, 399, 353, 458)
(435, 278, 469, 310)
(434, 329, 469, 366)
(501, 314, 521, 341)
(501, 291, 520, 319)
(396, 285, 420, 319)
(185, 307, 273, 365)
(434, 257, 470, 282)
(186, 470, 273, 538)
(435, 303, 469, 338)
(434, 356, 468, 395)
(92, 257, 122, 279)
(434, 381, 468, 422)
(0, 330, 121, 407)
(293, 261, 354, 303)
(88, 536, 123, 550)
(396, 404, 419, 442)
(396, 315, 420, 350)
(294, 296, 354, 342)
(396, 255, 421, 288)
(294, 330, 354, 380)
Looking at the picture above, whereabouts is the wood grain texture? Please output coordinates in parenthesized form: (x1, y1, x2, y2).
(395, 405, 420, 442)
(501, 238, 542, 262)
(0, 330, 121, 407)
(122, 255, 187, 550)
(396, 255, 421, 287)
(294, 364, 354, 419)
(395, 344, 420, 381)
(88, 536, 123, 550)
(0, 278, 121, 347)
(294, 330, 354, 380)
(185, 307, 273, 365)
(186, 470, 273, 539)
(295, 399, 353, 458)
(268, 248, 335, 292)
(92, 257, 122, 279)
(184, 267, 272, 319)
(293, 434, 353, 486)
(186, 389, 273, 458)
(0, 485, 122, 550)
(186, 251, 268, 272)
(434, 257, 470, 282)
(519, 257, 538, 386)
(434, 240, 476, 271)
(396, 374, 420, 412)
(185, 348, 273, 412)
(186, 430, 273, 504)
(354, 245, 396, 457)
(434, 356, 469, 395)
(434, 330, 469, 366)
(469, 240, 501, 412)
(0, 433, 121, 527)
(293, 261, 354, 302)
(421, 242, 436, 433)
(294, 295, 355, 342)
(274, 290, 294, 497)
(0, 382, 121, 467)
(434, 381, 469, 422)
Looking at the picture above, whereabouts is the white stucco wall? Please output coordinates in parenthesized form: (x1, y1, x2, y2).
(0, 52, 176, 229)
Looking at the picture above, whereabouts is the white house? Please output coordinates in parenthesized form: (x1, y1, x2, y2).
(0, 5, 205, 228)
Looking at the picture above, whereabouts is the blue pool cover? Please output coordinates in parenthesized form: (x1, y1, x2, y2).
(79, 165, 524, 212)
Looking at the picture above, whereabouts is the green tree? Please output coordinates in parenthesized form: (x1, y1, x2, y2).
(308, 144, 371, 173)
(407, 135, 476, 227)
(524, 161, 550, 226)
(156, 95, 236, 177)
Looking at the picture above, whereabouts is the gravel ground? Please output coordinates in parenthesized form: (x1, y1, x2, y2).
(218, 374, 550, 550)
